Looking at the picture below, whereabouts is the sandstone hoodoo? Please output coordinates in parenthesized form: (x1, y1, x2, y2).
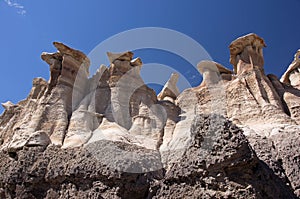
(0, 34, 299, 198)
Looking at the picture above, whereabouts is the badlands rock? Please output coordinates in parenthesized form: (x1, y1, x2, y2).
(197, 60, 233, 87)
(107, 51, 133, 63)
(277, 50, 300, 124)
(63, 50, 163, 150)
(282, 86, 300, 124)
(229, 33, 266, 74)
(0, 34, 300, 198)
(1, 101, 16, 111)
(88, 118, 136, 145)
(155, 114, 296, 198)
(130, 57, 143, 67)
(0, 42, 90, 152)
(227, 33, 294, 125)
(281, 49, 300, 87)
(157, 73, 180, 102)
(129, 102, 163, 150)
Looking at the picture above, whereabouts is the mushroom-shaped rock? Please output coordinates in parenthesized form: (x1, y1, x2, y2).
(41, 42, 90, 94)
(280, 49, 300, 87)
(106, 51, 134, 64)
(229, 33, 266, 74)
(1, 101, 16, 111)
(130, 57, 143, 67)
(38, 42, 91, 146)
(53, 42, 90, 66)
(42, 42, 90, 73)
(157, 73, 180, 102)
(107, 51, 141, 69)
(41, 52, 62, 65)
(197, 61, 232, 86)
(107, 51, 142, 86)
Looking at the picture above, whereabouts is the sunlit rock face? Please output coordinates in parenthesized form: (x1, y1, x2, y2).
(229, 33, 266, 75)
(157, 73, 180, 103)
(197, 60, 233, 87)
(0, 34, 300, 198)
(226, 34, 294, 126)
(281, 50, 300, 87)
(63, 50, 164, 150)
(276, 49, 300, 124)
(0, 42, 90, 152)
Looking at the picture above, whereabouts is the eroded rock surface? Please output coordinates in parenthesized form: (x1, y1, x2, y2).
(155, 114, 296, 199)
(0, 34, 300, 198)
(0, 42, 90, 152)
(157, 73, 180, 103)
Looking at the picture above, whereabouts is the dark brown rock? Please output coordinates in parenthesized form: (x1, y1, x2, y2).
(1, 34, 300, 198)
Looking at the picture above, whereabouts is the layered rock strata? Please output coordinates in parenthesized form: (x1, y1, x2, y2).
(0, 34, 299, 198)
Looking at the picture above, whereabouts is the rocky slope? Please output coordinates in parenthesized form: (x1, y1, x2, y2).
(0, 33, 299, 198)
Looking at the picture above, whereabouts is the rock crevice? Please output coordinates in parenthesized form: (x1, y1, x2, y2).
(0, 34, 299, 198)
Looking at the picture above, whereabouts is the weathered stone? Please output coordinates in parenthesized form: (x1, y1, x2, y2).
(129, 102, 165, 150)
(1, 34, 300, 198)
(62, 91, 99, 148)
(106, 51, 133, 64)
(87, 118, 134, 145)
(53, 41, 90, 67)
(281, 49, 300, 87)
(1, 101, 16, 111)
(197, 60, 233, 87)
(0, 42, 90, 151)
(62, 51, 163, 150)
(225, 70, 294, 125)
(226, 34, 294, 125)
(0, 145, 164, 198)
(244, 123, 300, 196)
(159, 87, 197, 167)
(39, 42, 90, 146)
(156, 114, 297, 199)
(229, 33, 266, 74)
(130, 57, 143, 67)
(268, 51, 300, 124)
(107, 51, 142, 88)
(283, 88, 300, 124)
(157, 73, 180, 102)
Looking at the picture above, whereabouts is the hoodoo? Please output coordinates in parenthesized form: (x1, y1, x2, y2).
(0, 34, 299, 198)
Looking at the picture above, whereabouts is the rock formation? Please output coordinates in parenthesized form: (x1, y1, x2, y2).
(0, 34, 299, 198)
(281, 49, 300, 87)
(157, 73, 180, 102)
(197, 60, 233, 87)
(229, 33, 266, 75)
(277, 49, 300, 124)
(0, 42, 90, 152)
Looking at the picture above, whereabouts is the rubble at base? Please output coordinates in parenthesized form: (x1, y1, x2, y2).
(0, 34, 299, 198)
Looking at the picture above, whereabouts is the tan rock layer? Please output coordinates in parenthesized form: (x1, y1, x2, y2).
(281, 49, 300, 86)
(229, 33, 266, 74)
(0, 34, 300, 197)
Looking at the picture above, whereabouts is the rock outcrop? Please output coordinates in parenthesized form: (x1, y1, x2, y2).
(229, 33, 266, 75)
(157, 73, 180, 102)
(0, 34, 299, 198)
(197, 60, 233, 87)
(277, 49, 300, 124)
(281, 49, 300, 87)
(0, 42, 90, 152)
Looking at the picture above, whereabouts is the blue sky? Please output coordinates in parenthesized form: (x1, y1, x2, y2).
(0, 0, 300, 113)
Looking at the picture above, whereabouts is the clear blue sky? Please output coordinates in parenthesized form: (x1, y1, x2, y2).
(1, 0, 300, 113)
